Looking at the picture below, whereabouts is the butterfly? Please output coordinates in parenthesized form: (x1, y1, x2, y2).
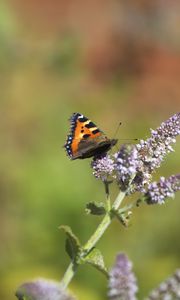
(64, 113, 118, 160)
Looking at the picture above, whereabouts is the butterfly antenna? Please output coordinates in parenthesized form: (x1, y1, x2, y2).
(113, 122, 122, 139)
(119, 138, 139, 142)
(113, 122, 139, 141)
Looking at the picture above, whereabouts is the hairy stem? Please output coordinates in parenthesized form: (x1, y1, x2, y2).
(83, 189, 126, 251)
(104, 180, 111, 211)
(61, 262, 77, 289)
(61, 189, 126, 288)
(83, 212, 111, 252)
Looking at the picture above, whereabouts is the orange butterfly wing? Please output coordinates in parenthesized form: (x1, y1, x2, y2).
(64, 113, 117, 159)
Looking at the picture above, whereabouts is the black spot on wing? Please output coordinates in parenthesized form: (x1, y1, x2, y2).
(83, 134, 91, 138)
(85, 121, 96, 128)
(92, 129, 100, 134)
(78, 116, 88, 123)
(70, 112, 89, 124)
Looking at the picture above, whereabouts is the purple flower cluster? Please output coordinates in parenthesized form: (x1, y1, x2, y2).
(114, 145, 139, 191)
(145, 174, 180, 205)
(146, 269, 180, 300)
(108, 253, 138, 300)
(91, 155, 116, 181)
(91, 113, 180, 197)
(136, 112, 180, 172)
(133, 112, 180, 192)
(16, 279, 76, 300)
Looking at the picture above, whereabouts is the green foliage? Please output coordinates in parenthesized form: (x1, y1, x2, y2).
(86, 202, 106, 216)
(81, 248, 108, 277)
(60, 226, 82, 262)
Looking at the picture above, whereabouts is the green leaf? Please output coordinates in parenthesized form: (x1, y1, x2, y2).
(86, 201, 106, 216)
(82, 248, 108, 277)
(60, 225, 81, 261)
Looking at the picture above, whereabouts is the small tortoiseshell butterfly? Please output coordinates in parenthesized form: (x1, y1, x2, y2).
(64, 113, 118, 160)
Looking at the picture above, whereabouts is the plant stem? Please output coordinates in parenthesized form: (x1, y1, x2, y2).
(83, 190, 126, 251)
(61, 262, 77, 289)
(83, 212, 111, 252)
(112, 190, 126, 210)
(103, 180, 111, 211)
(61, 189, 126, 288)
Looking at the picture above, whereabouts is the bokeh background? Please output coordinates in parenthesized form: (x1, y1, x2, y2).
(0, 1, 180, 299)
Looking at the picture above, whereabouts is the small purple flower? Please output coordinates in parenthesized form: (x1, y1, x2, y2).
(145, 174, 180, 205)
(146, 269, 180, 300)
(91, 154, 116, 181)
(114, 145, 139, 191)
(108, 253, 138, 300)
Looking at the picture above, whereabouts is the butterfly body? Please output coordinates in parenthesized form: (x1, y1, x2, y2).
(64, 113, 117, 160)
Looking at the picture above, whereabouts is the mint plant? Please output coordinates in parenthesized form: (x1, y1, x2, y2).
(16, 113, 180, 300)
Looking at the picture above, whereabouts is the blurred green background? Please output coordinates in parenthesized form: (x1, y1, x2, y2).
(0, 1, 180, 299)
